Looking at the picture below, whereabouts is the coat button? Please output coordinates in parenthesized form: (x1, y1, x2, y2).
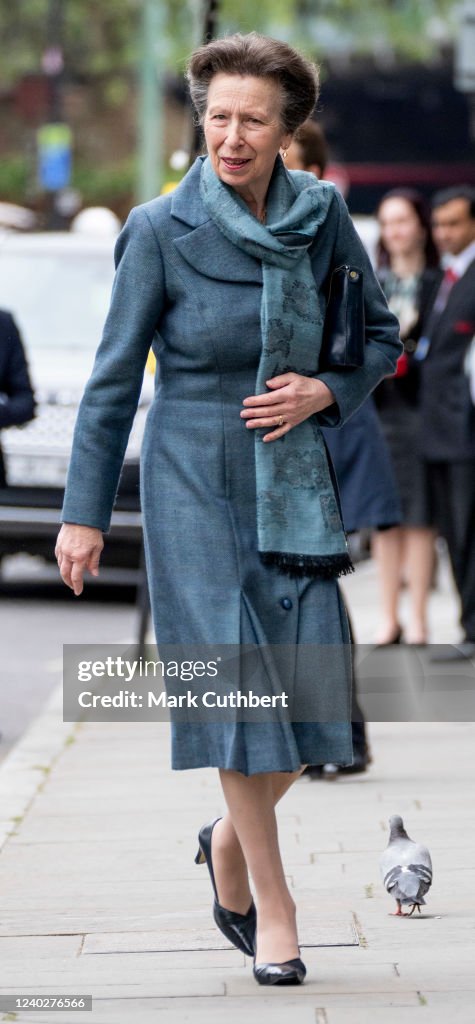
(280, 597, 293, 610)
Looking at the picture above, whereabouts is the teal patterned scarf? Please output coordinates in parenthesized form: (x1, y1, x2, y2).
(200, 154, 353, 580)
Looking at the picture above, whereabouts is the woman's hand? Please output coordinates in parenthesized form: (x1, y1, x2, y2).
(240, 372, 337, 441)
(55, 523, 104, 596)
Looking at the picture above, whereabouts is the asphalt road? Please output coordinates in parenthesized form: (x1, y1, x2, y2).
(0, 556, 139, 762)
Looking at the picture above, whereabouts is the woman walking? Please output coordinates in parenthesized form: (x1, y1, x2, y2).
(55, 34, 401, 985)
(372, 189, 441, 645)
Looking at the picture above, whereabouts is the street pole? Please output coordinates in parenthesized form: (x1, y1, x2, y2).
(45, 0, 64, 122)
(137, 0, 166, 202)
(454, 0, 475, 143)
(42, 0, 68, 227)
(189, 0, 220, 163)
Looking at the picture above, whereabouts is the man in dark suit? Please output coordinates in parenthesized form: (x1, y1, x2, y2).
(0, 310, 36, 487)
(418, 186, 475, 659)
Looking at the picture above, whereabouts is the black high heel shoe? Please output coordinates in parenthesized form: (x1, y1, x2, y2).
(375, 626, 403, 647)
(253, 953, 307, 986)
(195, 816, 256, 957)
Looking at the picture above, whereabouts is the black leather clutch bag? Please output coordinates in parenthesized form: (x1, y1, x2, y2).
(320, 264, 365, 369)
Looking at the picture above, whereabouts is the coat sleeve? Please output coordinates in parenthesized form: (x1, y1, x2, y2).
(315, 190, 403, 428)
(61, 205, 165, 532)
(0, 314, 36, 428)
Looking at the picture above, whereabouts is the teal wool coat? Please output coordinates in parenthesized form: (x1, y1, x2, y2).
(62, 157, 402, 775)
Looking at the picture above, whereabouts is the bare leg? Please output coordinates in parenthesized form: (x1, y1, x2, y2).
(371, 527, 404, 642)
(216, 767, 305, 963)
(210, 766, 307, 915)
(402, 527, 436, 644)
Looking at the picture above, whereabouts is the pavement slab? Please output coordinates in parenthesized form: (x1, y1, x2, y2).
(1, 561, 474, 1022)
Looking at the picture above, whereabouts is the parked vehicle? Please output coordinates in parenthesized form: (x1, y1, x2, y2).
(0, 230, 153, 569)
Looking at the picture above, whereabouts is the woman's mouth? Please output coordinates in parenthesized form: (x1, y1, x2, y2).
(220, 157, 251, 171)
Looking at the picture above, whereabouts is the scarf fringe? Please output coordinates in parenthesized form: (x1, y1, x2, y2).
(259, 550, 355, 580)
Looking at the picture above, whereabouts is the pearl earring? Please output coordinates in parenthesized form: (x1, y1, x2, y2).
(282, 149, 288, 159)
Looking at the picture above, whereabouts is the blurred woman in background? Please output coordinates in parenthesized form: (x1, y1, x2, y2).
(372, 189, 442, 645)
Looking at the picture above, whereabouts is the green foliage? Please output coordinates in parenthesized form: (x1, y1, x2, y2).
(0, 0, 139, 86)
(218, 0, 295, 36)
(0, 156, 29, 200)
(290, 0, 458, 61)
(72, 156, 137, 204)
(0, 150, 137, 208)
(0, 0, 461, 88)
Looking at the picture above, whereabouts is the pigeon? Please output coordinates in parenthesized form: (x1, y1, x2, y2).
(380, 815, 433, 916)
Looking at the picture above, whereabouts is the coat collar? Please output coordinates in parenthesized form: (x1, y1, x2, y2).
(170, 156, 209, 228)
(170, 156, 262, 284)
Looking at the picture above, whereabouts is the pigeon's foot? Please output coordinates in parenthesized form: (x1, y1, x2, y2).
(390, 902, 408, 916)
(407, 904, 422, 916)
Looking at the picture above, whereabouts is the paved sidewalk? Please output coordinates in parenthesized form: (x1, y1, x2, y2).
(1, 559, 474, 1023)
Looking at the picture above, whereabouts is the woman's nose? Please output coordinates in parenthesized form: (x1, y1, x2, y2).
(225, 119, 244, 148)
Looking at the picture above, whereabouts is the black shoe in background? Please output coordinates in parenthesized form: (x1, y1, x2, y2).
(429, 641, 475, 663)
(302, 764, 322, 778)
(337, 748, 369, 774)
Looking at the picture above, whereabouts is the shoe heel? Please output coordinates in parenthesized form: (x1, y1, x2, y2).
(194, 818, 256, 957)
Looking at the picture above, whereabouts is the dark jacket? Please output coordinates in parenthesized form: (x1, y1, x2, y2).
(322, 396, 402, 533)
(0, 311, 36, 486)
(419, 259, 475, 461)
(374, 267, 442, 410)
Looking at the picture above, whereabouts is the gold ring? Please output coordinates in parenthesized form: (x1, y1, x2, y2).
(277, 415, 284, 427)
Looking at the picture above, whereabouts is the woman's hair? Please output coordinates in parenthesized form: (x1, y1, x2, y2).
(376, 188, 439, 270)
(293, 119, 328, 175)
(186, 32, 319, 135)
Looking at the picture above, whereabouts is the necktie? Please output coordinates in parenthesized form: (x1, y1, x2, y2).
(414, 266, 459, 361)
(432, 266, 459, 315)
(444, 266, 459, 285)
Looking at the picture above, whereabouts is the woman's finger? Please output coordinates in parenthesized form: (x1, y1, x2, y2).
(87, 548, 102, 577)
(262, 422, 292, 442)
(58, 555, 74, 590)
(70, 560, 86, 597)
(239, 409, 286, 421)
(242, 390, 285, 407)
(265, 373, 297, 389)
(239, 399, 286, 415)
(244, 414, 291, 429)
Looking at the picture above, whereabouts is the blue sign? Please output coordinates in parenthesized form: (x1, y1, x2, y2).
(37, 124, 72, 191)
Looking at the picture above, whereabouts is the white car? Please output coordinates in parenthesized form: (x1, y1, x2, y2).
(0, 230, 153, 488)
(0, 230, 153, 569)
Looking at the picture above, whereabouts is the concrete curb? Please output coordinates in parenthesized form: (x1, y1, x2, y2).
(0, 680, 77, 853)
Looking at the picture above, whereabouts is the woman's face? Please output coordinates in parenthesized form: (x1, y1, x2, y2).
(203, 73, 292, 201)
(378, 197, 426, 258)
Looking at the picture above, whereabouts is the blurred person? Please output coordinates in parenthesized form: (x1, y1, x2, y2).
(286, 118, 328, 180)
(0, 310, 35, 488)
(372, 190, 442, 645)
(418, 186, 475, 661)
(287, 123, 403, 777)
(55, 33, 401, 983)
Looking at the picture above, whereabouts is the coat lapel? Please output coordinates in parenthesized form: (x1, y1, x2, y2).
(170, 157, 262, 285)
(430, 259, 475, 344)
